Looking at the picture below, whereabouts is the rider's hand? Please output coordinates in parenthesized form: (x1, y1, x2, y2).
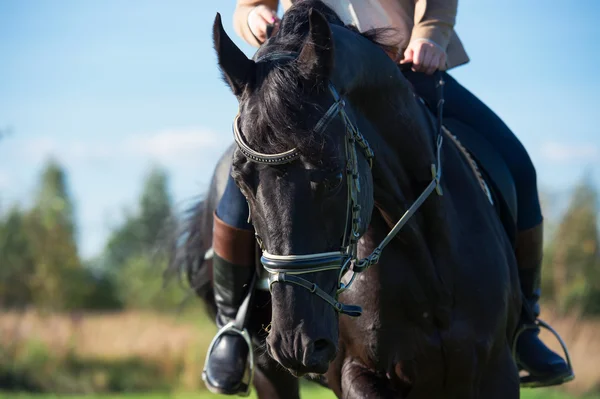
(401, 40, 447, 75)
(248, 5, 280, 43)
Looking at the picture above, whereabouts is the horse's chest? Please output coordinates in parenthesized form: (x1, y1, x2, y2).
(338, 271, 481, 392)
(339, 293, 442, 368)
(339, 319, 449, 391)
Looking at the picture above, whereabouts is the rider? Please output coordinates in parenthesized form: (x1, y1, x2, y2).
(204, 0, 573, 394)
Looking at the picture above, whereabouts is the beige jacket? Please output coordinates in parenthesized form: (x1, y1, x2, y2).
(233, 0, 469, 70)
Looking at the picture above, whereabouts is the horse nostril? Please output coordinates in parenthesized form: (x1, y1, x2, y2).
(314, 339, 330, 352)
(303, 338, 336, 373)
(311, 338, 336, 363)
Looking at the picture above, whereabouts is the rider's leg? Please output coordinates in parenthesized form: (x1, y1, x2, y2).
(402, 68, 573, 386)
(203, 169, 256, 395)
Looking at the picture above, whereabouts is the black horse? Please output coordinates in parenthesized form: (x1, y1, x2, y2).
(169, 1, 570, 398)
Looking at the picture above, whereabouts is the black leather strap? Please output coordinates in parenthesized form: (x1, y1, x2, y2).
(234, 271, 258, 330)
(274, 273, 362, 318)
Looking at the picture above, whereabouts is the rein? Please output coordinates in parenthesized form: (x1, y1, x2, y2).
(232, 52, 446, 317)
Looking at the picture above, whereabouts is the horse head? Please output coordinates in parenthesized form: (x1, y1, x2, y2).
(212, 0, 407, 376)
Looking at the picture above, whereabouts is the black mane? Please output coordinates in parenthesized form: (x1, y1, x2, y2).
(240, 0, 398, 160)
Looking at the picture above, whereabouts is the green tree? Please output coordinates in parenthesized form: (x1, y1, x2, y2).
(0, 206, 35, 308)
(32, 158, 76, 236)
(102, 165, 184, 309)
(139, 167, 172, 249)
(104, 166, 173, 269)
(545, 174, 600, 316)
(25, 159, 89, 310)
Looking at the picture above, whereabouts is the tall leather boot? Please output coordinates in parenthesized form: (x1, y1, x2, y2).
(203, 211, 256, 396)
(513, 222, 574, 387)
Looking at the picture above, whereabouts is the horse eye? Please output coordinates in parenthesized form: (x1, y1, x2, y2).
(323, 172, 343, 192)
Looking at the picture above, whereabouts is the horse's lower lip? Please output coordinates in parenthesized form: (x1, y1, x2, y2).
(289, 369, 306, 378)
(289, 363, 329, 376)
(287, 365, 329, 377)
(306, 372, 324, 381)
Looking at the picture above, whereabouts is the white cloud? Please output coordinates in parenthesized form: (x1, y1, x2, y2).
(124, 128, 224, 162)
(68, 141, 116, 160)
(19, 127, 228, 165)
(21, 136, 110, 162)
(540, 141, 599, 162)
(22, 136, 59, 160)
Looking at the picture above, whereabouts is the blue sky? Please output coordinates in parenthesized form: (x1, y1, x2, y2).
(1, 0, 598, 259)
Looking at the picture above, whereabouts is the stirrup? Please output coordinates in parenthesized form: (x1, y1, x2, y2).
(512, 318, 575, 388)
(202, 321, 255, 397)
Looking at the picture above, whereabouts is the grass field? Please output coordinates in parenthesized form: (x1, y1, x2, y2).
(1, 309, 599, 398)
(1, 386, 599, 399)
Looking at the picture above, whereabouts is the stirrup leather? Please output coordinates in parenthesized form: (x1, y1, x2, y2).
(512, 318, 574, 387)
(202, 320, 255, 396)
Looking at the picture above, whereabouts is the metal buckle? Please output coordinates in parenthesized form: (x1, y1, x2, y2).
(336, 256, 354, 294)
(202, 321, 255, 397)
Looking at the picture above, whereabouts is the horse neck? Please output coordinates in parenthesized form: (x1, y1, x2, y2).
(329, 29, 453, 320)
(353, 79, 437, 216)
(354, 76, 454, 321)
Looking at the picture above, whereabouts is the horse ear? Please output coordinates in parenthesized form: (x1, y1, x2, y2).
(212, 13, 255, 96)
(298, 8, 334, 79)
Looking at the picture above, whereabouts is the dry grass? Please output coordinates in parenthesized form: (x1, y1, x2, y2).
(537, 308, 600, 396)
(0, 310, 212, 359)
(0, 307, 598, 396)
(0, 309, 218, 391)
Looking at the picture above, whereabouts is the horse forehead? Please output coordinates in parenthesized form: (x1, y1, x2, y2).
(237, 102, 265, 136)
(240, 92, 322, 133)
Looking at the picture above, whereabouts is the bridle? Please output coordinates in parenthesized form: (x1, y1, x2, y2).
(232, 51, 445, 317)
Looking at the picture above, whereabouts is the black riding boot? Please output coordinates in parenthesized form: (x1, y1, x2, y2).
(203, 212, 256, 396)
(513, 222, 574, 387)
